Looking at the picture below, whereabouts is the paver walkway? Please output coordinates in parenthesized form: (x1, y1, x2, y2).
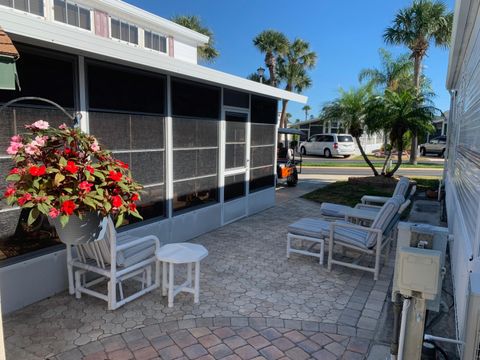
(5, 194, 394, 360)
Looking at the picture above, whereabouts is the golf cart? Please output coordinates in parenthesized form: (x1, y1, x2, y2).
(277, 128, 304, 187)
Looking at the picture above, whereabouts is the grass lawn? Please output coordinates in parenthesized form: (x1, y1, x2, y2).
(302, 177, 439, 207)
(301, 161, 444, 168)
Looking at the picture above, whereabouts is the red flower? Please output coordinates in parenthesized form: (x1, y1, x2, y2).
(9, 168, 20, 175)
(61, 200, 76, 215)
(109, 171, 122, 182)
(128, 203, 136, 212)
(29, 165, 46, 177)
(79, 181, 93, 193)
(64, 148, 72, 155)
(65, 161, 78, 174)
(4, 186, 15, 198)
(116, 160, 129, 169)
(111, 195, 123, 208)
(131, 193, 139, 201)
(18, 193, 32, 206)
(85, 165, 95, 174)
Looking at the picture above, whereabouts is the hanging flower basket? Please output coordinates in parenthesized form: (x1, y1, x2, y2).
(3, 120, 143, 235)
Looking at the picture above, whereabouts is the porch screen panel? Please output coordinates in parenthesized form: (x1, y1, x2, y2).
(250, 95, 277, 192)
(225, 112, 247, 170)
(224, 173, 246, 201)
(86, 60, 167, 223)
(171, 78, 220, 213)
(0, 45, 77, 262)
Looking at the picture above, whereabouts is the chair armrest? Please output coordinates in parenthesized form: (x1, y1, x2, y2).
(354, 203, 381, 210)
(330, 221, 382, 236)
(361, 195, 390, 205)
(116, 235, 160, 252)
(344, 208, 377, 223)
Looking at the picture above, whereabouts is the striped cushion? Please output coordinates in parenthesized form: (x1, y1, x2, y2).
(116, 234, 155, 268)
(393, 177, 410, 197)
(365, 196, 403, 248)
(319, 203, 353, 218)
(288, 218, 372, 249)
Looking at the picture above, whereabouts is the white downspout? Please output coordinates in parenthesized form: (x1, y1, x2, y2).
(398, 298, 411, 360)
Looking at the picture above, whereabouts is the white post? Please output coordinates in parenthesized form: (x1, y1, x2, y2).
(77, 56, 89, 133)
(219, 89, 225, 224)
(168, 263, 174, 307)
(194, 261, 200, 303)
(0, 293, 5, 360)
(166, 75, 173, 220)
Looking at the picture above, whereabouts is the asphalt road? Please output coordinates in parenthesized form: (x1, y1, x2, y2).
(300, 166, 443, 178)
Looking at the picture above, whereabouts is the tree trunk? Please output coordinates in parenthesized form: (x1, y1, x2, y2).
(354, 136, 379, 176)
(381, 149, 393, 175)
(266, 53, 276, 87)
(409, 54, 423, 165)
(279, 99, 289, 143)
(386, 136, 404, 177)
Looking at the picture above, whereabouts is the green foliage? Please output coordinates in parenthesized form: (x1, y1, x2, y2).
(253, 30, 289, 87)
(171, 15, 219, 62)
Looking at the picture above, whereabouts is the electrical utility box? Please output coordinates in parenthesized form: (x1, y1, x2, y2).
(393, 222, 448, 311)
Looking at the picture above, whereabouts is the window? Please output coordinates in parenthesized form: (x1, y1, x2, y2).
(0, 44, 76, 108)
(337, 135, 353, 142)
(172, 118, 218, 213)
(171, 78, 220, 119)
(53, 0, 90, 30)
(224, 88, 249, 109)
(325, 135, 334, 142)
(251, 95, 277, 124)
(111, 18, 138, 44)
(0, 0, 43, 15)
(144, 30, 167, 53)
(250, 124, 276, 192)
(88, 113, 166, 223)
(225, 112, 247, 170)
(87, 60, 166, 114)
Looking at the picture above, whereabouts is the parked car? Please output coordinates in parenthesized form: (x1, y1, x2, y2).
(419, 135, 447, 157)
(299, 133, 356, 158)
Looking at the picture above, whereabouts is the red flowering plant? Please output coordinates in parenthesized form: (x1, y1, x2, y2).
(4, 120, 143, 227)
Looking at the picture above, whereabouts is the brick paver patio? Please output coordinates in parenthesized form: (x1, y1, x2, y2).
(4, 196, 394, 359)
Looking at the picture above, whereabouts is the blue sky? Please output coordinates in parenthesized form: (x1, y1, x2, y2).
(128, 0, 455, 121)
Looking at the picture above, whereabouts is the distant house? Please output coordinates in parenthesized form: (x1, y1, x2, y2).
(0, 0, 306, 313)
(290, 117, 384, 154)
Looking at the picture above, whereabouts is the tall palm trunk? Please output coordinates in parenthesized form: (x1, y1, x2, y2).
(409, 53, 423, 165)
(354, 136, 379, 176)
(266, 53, 276, 87)
(387, 133, 404, 177)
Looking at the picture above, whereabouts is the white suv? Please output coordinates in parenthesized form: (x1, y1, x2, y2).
(299, 134, 356, 158)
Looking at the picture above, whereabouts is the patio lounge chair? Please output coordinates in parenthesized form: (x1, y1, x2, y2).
(69, 217, 161, 310)
(288, 196, 408, 280)
(360, 176, 410, 206)
(319, 183, 416, 221)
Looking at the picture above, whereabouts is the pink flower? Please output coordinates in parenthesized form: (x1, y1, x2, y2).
(18, 193, 32, 206)
(6, 142, 23, 155)
(49, 208, 60, 219)
(25, 143, 40, 155)
(59, 123, 68, 130)
(11, 135, 22, 143)
(30, 120, 49, 130)
(32, 135, 48, 147)
(78, 181, 93, 193)
(91, 140, 100, 152)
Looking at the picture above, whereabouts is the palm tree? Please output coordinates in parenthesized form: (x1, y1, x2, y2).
(321, 86, 379, 175)
(365, 89, 435, 176)
(253, 30, 289, 87)
(359, 48, 413, 92)
(171, 15, 219, 62)
(384, 0, 453, 164)
(277, 38, 317, 129)
(302, 105, 311, 121)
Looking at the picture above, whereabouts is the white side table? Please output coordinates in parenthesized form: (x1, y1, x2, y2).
(156, 243, 208, 308)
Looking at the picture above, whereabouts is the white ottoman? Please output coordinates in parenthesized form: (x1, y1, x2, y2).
(156, 243, 208, 307)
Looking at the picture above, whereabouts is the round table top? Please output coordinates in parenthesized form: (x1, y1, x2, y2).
(156, 243, 208, 264)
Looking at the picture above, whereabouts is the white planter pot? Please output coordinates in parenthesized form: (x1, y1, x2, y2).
(51, 213, 104, 245)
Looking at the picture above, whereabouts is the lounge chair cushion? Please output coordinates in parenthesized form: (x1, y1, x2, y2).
(288, 218, 373, 249)
(365, 196, 402, 248)
(116, 234, 156, 268)
(319, 203, 353, 218)
(393, 177, 410, 197)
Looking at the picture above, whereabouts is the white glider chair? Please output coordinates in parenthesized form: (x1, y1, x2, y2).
(69, 217, 161, 310)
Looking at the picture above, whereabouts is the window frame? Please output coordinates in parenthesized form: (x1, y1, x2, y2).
(0, 0, 44, 16)
(52, 0, 91, 31)
(109, 17, 139, 45)
(144, 29, 168, 54)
